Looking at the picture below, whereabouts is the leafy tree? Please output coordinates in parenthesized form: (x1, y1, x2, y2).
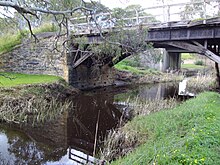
(111, 4, 158, 27)
(180, 0, 205, 20)
(179, 0, 220, 20)
(0, 1, 151, 71)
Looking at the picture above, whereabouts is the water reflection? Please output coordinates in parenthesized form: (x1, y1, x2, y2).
(114, 83, 178, 103)
(0, 128, 45, 164)
(0, 82, 179, 164)
(68, 93, 123, 156)
(0, 132, 16, 165)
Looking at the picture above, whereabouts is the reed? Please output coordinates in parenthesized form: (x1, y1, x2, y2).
(132, 97, 178, 116)
(0, 96, 72, 125)
(111, 92, 220, 165)
(100, 97, 178, 162)
(187, 73, 217, 93)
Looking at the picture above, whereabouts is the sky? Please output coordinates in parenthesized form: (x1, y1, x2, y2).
(89, 0, 218, 22)
(93, 0, 190, 9)
(93, 0, 190, 22)
(98, 0, 159, 9)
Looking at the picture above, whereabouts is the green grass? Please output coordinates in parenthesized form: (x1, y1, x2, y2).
(182, 63, 206, 69)
(0, 32, 24, 54)
(0, 23, 56, 54)
(33, 23, 57, 34)
(114, 60, 160, 75)
(0, 72, 62, 87)
(181, 53, 195, 60)
(111, 92, 220, 165)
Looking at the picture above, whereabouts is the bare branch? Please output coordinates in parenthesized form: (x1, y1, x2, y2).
(0, 1, 93, 16)
(0, 1, 37, 17)
(20, 13, 39, 42)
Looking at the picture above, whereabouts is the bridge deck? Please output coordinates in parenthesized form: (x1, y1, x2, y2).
(147, 17, 220, 42)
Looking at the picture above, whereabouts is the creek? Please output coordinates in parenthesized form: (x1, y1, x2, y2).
(0, 82, 180, 165)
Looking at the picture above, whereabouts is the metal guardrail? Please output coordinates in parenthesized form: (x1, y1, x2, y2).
(69, 0, 219, 34)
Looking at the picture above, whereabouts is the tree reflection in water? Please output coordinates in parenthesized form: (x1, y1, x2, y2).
(0, 89, 125, 164)
(0, 83, 178, 164)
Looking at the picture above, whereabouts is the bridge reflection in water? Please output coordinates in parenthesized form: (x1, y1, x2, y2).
(67, 92, 124, 164)
(0, 83, 179, 164)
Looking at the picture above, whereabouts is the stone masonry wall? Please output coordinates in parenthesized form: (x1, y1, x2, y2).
(0, 33, 116, 89)
(0, 32, 65, 77)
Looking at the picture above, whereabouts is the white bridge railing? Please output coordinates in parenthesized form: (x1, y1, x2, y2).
(69, 0, 220, 34)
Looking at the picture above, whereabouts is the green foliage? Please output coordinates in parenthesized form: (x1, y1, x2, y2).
(180, 0, 205, 20)
(86, 28, 148, 66)
(36, 0, 81, 11)
(194, 60, 204, 66)
(112, 5, 158, 25)
(115, 59, 159, 75)
(181, 53, 195, 60)
(115, 64, 148, 75)
(33, 23, 57, 34)
(0, 18, 18, 36)
(72, 36, 88, 50)
(0, 23, 56, 54)
(112, 92, 220, 165)
(182, 64, 206, 69)
(0, 32, 25, 54)
(84, 1, 109, 13)
(118, 59, 140, 67)
(0, 72, 62, 87)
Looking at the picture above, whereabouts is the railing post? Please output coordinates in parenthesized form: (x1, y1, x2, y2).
(135, 9, 139, 25)
(203, 0, 207, 24)
(162, 1, 166, 22)
(167, 5, 170, 22)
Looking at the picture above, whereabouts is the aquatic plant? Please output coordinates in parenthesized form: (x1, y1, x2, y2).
(100, 97, 178, 162)
(0, 96, 73, 125)
(187, 73, 217, 93)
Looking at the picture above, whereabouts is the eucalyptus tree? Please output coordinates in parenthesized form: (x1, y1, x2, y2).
(179, 0, 207, 20)
(0, 0, 91, 37)
(179, 0, 220, 20)
(0, 0, 149, 70)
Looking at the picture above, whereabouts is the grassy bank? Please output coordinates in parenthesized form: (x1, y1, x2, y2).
(0, 33, 23, 54)
(182, 64, 206, 69)
(0, 72, 62, 87)
(0, 23, 56, 54)
(181, 53, 195, 60)
(114, 59, 183, 84)
(110, 92, 220, 164)
(0, 72, 78, 125)
(114, 60, 160, 75)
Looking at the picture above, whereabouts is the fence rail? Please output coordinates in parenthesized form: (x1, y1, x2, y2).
(69, 0, 220, 34)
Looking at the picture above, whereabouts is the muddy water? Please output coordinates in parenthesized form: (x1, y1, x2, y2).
(0, 83, 178, 165)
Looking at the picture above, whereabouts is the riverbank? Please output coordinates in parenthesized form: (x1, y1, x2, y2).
(104, 92, 220, 164)
(0, 80, 78, 124)
(115, 69, 183, 86)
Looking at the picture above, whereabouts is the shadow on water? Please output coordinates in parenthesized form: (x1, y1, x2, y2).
(0, 82, 179, 164)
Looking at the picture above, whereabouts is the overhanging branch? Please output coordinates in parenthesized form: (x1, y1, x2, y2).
(0, 1, 93, 16)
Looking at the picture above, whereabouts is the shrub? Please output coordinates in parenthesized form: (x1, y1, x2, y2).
(194, 60, 204, 66)
(33, 23, 57, 34)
